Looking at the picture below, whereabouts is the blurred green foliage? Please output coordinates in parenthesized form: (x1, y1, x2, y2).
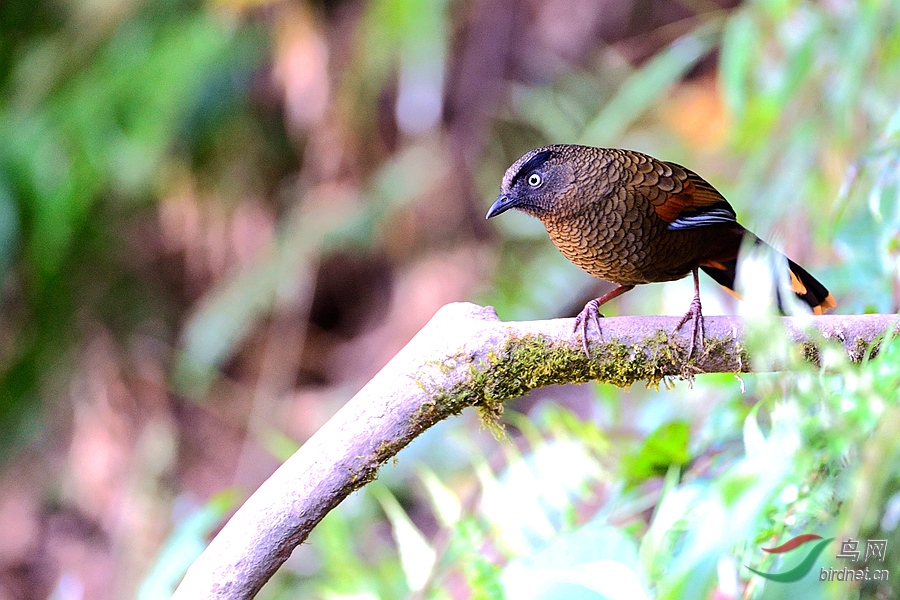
(0, 0, 268, 440)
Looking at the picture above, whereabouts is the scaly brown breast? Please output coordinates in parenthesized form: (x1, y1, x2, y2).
(540, 189, 703, 286)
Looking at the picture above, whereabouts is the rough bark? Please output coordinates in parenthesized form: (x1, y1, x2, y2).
(171, 303, 898, 599)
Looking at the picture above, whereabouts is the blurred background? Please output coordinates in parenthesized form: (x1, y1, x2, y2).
(1, 0, 900, 598)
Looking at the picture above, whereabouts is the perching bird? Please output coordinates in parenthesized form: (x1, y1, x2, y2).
(486, 145, 836, 356)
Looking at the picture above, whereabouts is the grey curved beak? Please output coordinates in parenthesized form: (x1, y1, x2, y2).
(486, 194, 514, 219)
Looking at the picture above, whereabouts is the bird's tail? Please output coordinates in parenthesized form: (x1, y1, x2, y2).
(700, 236, 836, 314)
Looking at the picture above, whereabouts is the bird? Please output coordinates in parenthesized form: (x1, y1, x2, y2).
(485, 144, 836, 357)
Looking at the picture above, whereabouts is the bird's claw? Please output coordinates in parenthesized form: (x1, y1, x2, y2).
(574, 299, 604, 356)
(674, 295, 705, 359)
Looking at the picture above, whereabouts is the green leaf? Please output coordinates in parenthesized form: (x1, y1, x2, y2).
(743, 406, 767, 459)
(417, 466, 462, 527)
(137, 490, 240, 600)
(719, 10, 758, 118)
(371, 483, 436, 593)
(622, 421, 691, 484)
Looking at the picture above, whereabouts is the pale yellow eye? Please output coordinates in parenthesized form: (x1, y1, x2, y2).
(528, 173, 542, 187)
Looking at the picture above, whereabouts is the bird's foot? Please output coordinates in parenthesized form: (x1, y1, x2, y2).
(574, 299, 604, 356)
(674, 295, 705, 359)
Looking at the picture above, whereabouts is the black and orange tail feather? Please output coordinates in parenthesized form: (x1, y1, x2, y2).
(699, 238, 835, 314)
(784, 258, 836, 314)
(699, 260, 741, 300)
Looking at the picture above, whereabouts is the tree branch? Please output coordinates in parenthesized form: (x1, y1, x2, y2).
(172, 304, 897, 599)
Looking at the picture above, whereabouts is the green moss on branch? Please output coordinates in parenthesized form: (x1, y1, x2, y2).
(414, 330, 738, 433)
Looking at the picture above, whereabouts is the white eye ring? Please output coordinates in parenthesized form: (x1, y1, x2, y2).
(527, 173, 543, 187)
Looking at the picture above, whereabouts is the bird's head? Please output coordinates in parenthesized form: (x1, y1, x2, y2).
(486, 146, 578, 220)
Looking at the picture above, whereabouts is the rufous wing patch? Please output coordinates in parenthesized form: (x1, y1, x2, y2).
(654, 193, 695, 223)
(653, 178, 728, 224)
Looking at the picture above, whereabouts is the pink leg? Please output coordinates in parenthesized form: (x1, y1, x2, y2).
(574, 284, 634, 356)
(674, 267, 705, 358)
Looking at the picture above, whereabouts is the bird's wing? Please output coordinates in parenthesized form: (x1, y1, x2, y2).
(651, 163, 738, 231)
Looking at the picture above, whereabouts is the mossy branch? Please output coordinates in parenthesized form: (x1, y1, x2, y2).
(172, 303, 897, 599)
